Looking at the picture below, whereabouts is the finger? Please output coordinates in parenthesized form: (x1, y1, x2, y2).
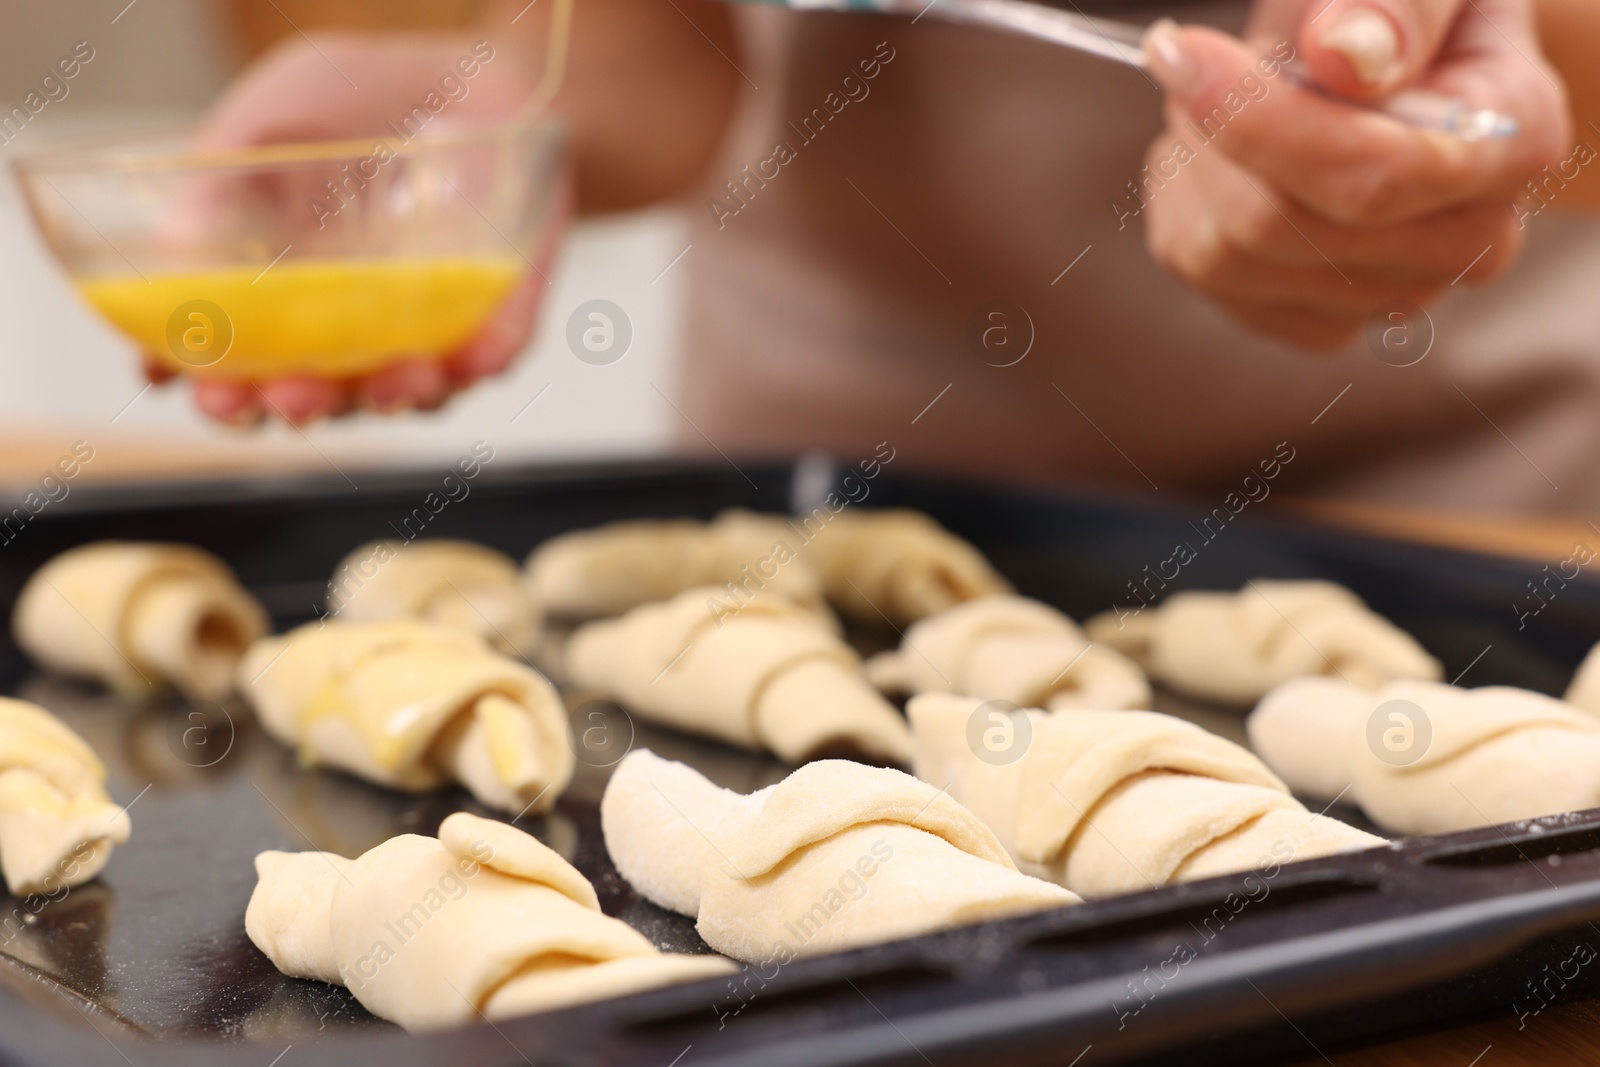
(1145, 192, 1446, 315)
(1181, 140, 1526, 277)
(1210, 295, 1368, 350)
(193, 379, 264, 426)
(355, 359, 452, 413)
(1143, 21, 1544, 223)
(445, 269, 544, 383)
(141, 354, 178, 386)
(1155, 236, 1446, 313)
(255, 375, 349, 426)
(445, 174, 569, 384)
(1299, 0, 1464, 97)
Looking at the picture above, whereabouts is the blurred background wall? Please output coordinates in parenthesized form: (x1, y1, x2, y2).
(0, 0, 684, 477)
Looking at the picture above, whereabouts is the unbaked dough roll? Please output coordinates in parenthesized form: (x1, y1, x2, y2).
(246, 812, 732, 1031)
(329, 539, 540, 658)
(238, 619, 573, 814)
(1250, 676, 1600, 835)
(1254, 677, 1600, 834)
(786, 509, 1012, 626)
(908, 694, 1381, 898)
(0, 697, 131, 896)
(866, 595, 1150, 711)
(566, 588, 913, 765)
(601, 750, 1077, 962)
(1085, 579, 1441, 706)
(1563, 643, 1600, 714)
(525, 512, 829, 622)
(13, 541, 269, 701)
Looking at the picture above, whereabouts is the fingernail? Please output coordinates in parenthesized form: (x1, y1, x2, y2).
(1143, 19, 1199, 97)
(1320, 7, 1401, 87)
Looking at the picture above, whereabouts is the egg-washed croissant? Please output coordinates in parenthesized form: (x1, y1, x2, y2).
(525, 511, 829, 622)
(1085, 579, 1441, 706)
(13, 541, 269, 701)
(601, 750, 1077, 963)
(246, 811, 733, 1031)
(867, 595, 1150, 711)
(328, 539, 540, 658)
(565, 587, 913, 765)
(909, 694, 1382, 898)
(772, 508, 1012, 627)
(1250, 676, 1600, 836)
(237, 619, 573, 814)
(0, 697, 131, 896)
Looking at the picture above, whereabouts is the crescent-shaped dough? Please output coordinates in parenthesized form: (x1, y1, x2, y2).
(1085, 579, 1441, 705)
(525, 506, 1007, 628)
(525, 511, 830, 622)
(866, 595, 1150, 711)
(329, 539, 541, 659)
(237, 620, 573, 814)
(908, 694, 1381, 898)
(565, 587, 913, 765)
(783, 508, 1012, 626)
(600, 750, 1077, 962)
(1249, 676, 1600, 835)
(0, 697, 131, 896)
(13, 541, 269, 701)
(245, 811, 733, 1031)
(1563, 643, 1600, 714)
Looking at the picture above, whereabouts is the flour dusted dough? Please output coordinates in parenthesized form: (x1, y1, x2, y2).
(330, 540, 540, 658)
(0, 697, 131, 896)
(601, 750, 1076, 962)
(1250, 676, 1600, 835)
(566, 588, 913, 765)
(867, 596, 1150, 711)
(525, 512, 829, 621)
(238, 620, 572, 814)
(246, 812, 732, 1031)
(13, 541, 269, 701)
(1086, 579, 1441, 705)
(909, 694, 1380, 898)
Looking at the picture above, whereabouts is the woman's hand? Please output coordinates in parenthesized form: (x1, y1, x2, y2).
(164, 33, 558, 426)
(1140, 0, 1569, 349)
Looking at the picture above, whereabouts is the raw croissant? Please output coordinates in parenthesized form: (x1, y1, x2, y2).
(13, 541, 269, 701)
(601, 750, 1077, 962)
(1086, 579, 1441, 705)
(779, 508, 1012, 626)
(246, 811, 733, 1031)
(867, 595, 1150, 711)
(237, 619, 573, 814)
(1563, 643, 1600, 714)
(1249, 676, 1600, 835)
(525, 512, 828, 621)
(328, 539, 540, 658)
(0, 697, 131, 896)
(909, 694, 1382, 898)
(565, 587, 913, 765)
(525, 506, 1008, 627)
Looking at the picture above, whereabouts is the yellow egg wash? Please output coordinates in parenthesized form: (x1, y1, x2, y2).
(78, 256, 523, 378)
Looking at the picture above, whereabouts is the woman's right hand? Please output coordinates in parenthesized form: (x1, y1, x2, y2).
(1139, 0, 1567, 349)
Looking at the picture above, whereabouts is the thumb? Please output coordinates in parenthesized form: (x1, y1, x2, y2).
(1298, 0, 1465, 98)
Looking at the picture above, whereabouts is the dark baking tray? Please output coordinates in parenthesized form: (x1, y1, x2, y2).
(3, 456, 1600, 1067)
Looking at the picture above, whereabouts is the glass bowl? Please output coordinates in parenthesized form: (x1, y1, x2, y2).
(12, 119, 567, 379)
